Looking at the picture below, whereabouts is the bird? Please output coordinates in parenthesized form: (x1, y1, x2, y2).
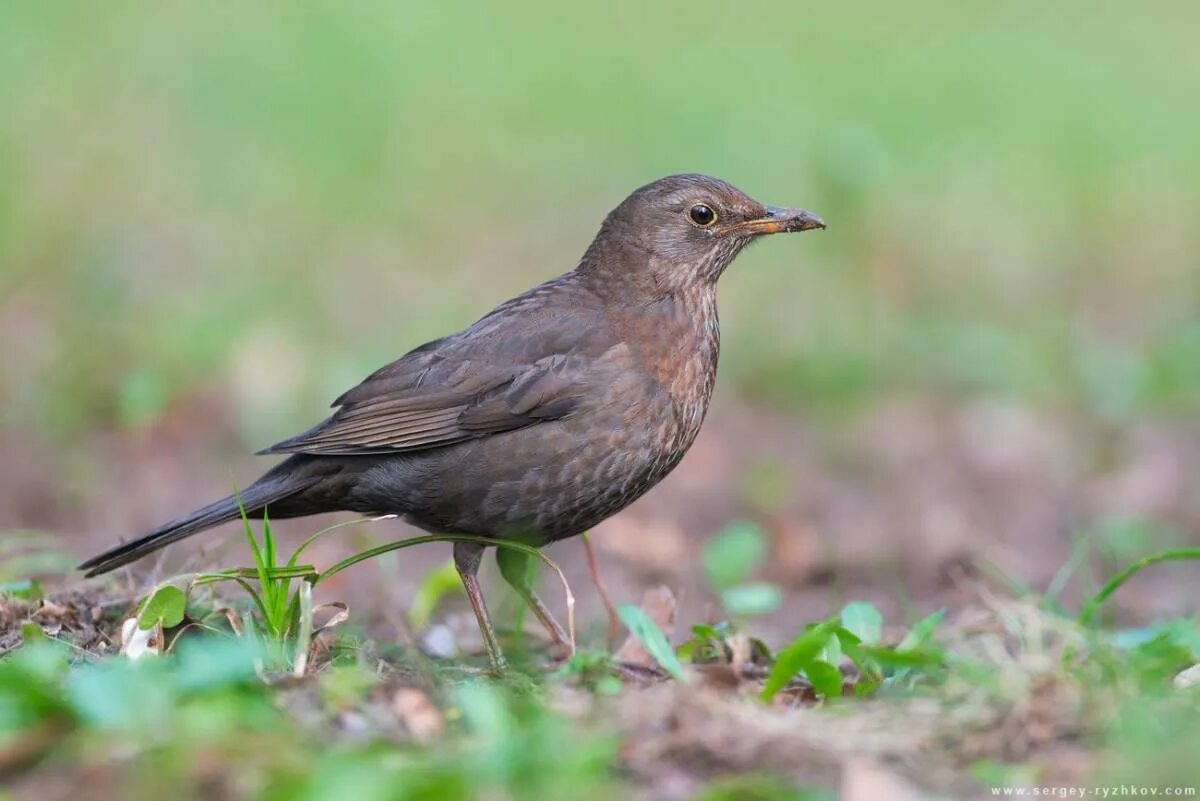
(80, 174, 824, 670)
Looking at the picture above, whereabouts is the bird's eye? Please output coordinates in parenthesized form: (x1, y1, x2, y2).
(688, 204, 716, 227)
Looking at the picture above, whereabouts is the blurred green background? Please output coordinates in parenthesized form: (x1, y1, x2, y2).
(0, 2, 1198, 551)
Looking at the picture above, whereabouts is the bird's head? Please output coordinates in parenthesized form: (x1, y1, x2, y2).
(582, 174, 824, 289)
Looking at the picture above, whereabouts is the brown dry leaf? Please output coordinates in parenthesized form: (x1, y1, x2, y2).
(841, 758, 932, 801)
(614, 585, 677, 666)
(392, 687, 443, 744)
(217, 608, 244, 637)
(33, 600, 70, 619)
(312, 602, 350, 634)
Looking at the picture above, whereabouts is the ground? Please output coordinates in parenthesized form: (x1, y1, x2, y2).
(1, 400, 1198, 800)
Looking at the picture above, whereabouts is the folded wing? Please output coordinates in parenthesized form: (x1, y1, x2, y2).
(260, 278, 612, 456)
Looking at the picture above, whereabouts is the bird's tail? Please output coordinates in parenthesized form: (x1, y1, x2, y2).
(78, 461, 323, 578)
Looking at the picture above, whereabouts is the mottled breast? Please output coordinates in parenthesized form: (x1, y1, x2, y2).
(534, 283, 721, 538)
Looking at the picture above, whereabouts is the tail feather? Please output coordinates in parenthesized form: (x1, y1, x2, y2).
(79, 475, 316, 578)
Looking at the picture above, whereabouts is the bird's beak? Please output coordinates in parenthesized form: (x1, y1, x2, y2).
(724, 205, 830, 236)
(729, 206, 826, 236)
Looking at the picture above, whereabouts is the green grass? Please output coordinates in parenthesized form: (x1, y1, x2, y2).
(5, 518, 1199, 798)
(4, 554, 1199, 798)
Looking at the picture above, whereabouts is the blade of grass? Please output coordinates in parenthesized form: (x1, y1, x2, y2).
(288, 514, 398, 568)
(1079, 548, 1200, 625)
(192, 566, 317, 582)
(899, 609, 945, 650)
(262, 509, 275, 581)
(194, 576, 272, 630)
(233, 488, 274, 627)
(1043, 530, 1094, 612)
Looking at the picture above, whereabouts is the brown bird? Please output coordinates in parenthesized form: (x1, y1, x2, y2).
(80, 174, 824, 669)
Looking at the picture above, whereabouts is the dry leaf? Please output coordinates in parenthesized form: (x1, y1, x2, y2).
(312, 602, 350, 634)
(120, 617, 164, 660)
(1175, 663, 1200, 690)
(33, 600, 69, 619)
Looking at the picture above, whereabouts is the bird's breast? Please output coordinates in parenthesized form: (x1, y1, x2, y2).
(613, 287, 720, 456)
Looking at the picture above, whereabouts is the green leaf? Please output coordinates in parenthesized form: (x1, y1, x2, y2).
(617, 603, 687, 682)
(1126, 633, 1195, 686)
(1110, 618, 1200, 657)
(887, 609, 948, 682)
(2, 579, 43, 600)
(20, 621, 46, 644)
(408, 559, 465, 630)
(805, 659, 843, 698)
(818, 631, 842, 667)
(762, 620, 838, 701)
(721, 582, 782, 617)
(678, 623, 729, 662)
(839, 601, 883, 645)
(859, 645, 944, 668)
(691, 623, 727, 640)
(137, 585, 187, 631)
(702, 521, 767, 590)
(833, 627, 881, 683)
(898, 609, 945, 652)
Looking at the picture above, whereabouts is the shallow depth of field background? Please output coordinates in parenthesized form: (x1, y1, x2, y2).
(1, 3, 1198, 628)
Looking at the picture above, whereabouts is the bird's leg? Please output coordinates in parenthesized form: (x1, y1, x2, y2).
(453, 541, 507, 673)
(581, 532, 621, 650)
(495, 547, 570, 654)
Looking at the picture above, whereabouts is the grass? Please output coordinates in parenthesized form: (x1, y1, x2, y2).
(2, 519, 1198, 798)
(125, 501, 579, 675)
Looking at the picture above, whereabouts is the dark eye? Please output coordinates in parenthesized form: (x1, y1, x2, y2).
(688, 203, 716, 227)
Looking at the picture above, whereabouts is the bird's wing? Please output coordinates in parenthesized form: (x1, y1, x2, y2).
(260, 277, 614, 456)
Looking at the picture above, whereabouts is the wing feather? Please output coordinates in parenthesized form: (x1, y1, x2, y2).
(259, 276, 614, 457)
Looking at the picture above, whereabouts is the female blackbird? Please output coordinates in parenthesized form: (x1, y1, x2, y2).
(81, 174, 824, 669)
